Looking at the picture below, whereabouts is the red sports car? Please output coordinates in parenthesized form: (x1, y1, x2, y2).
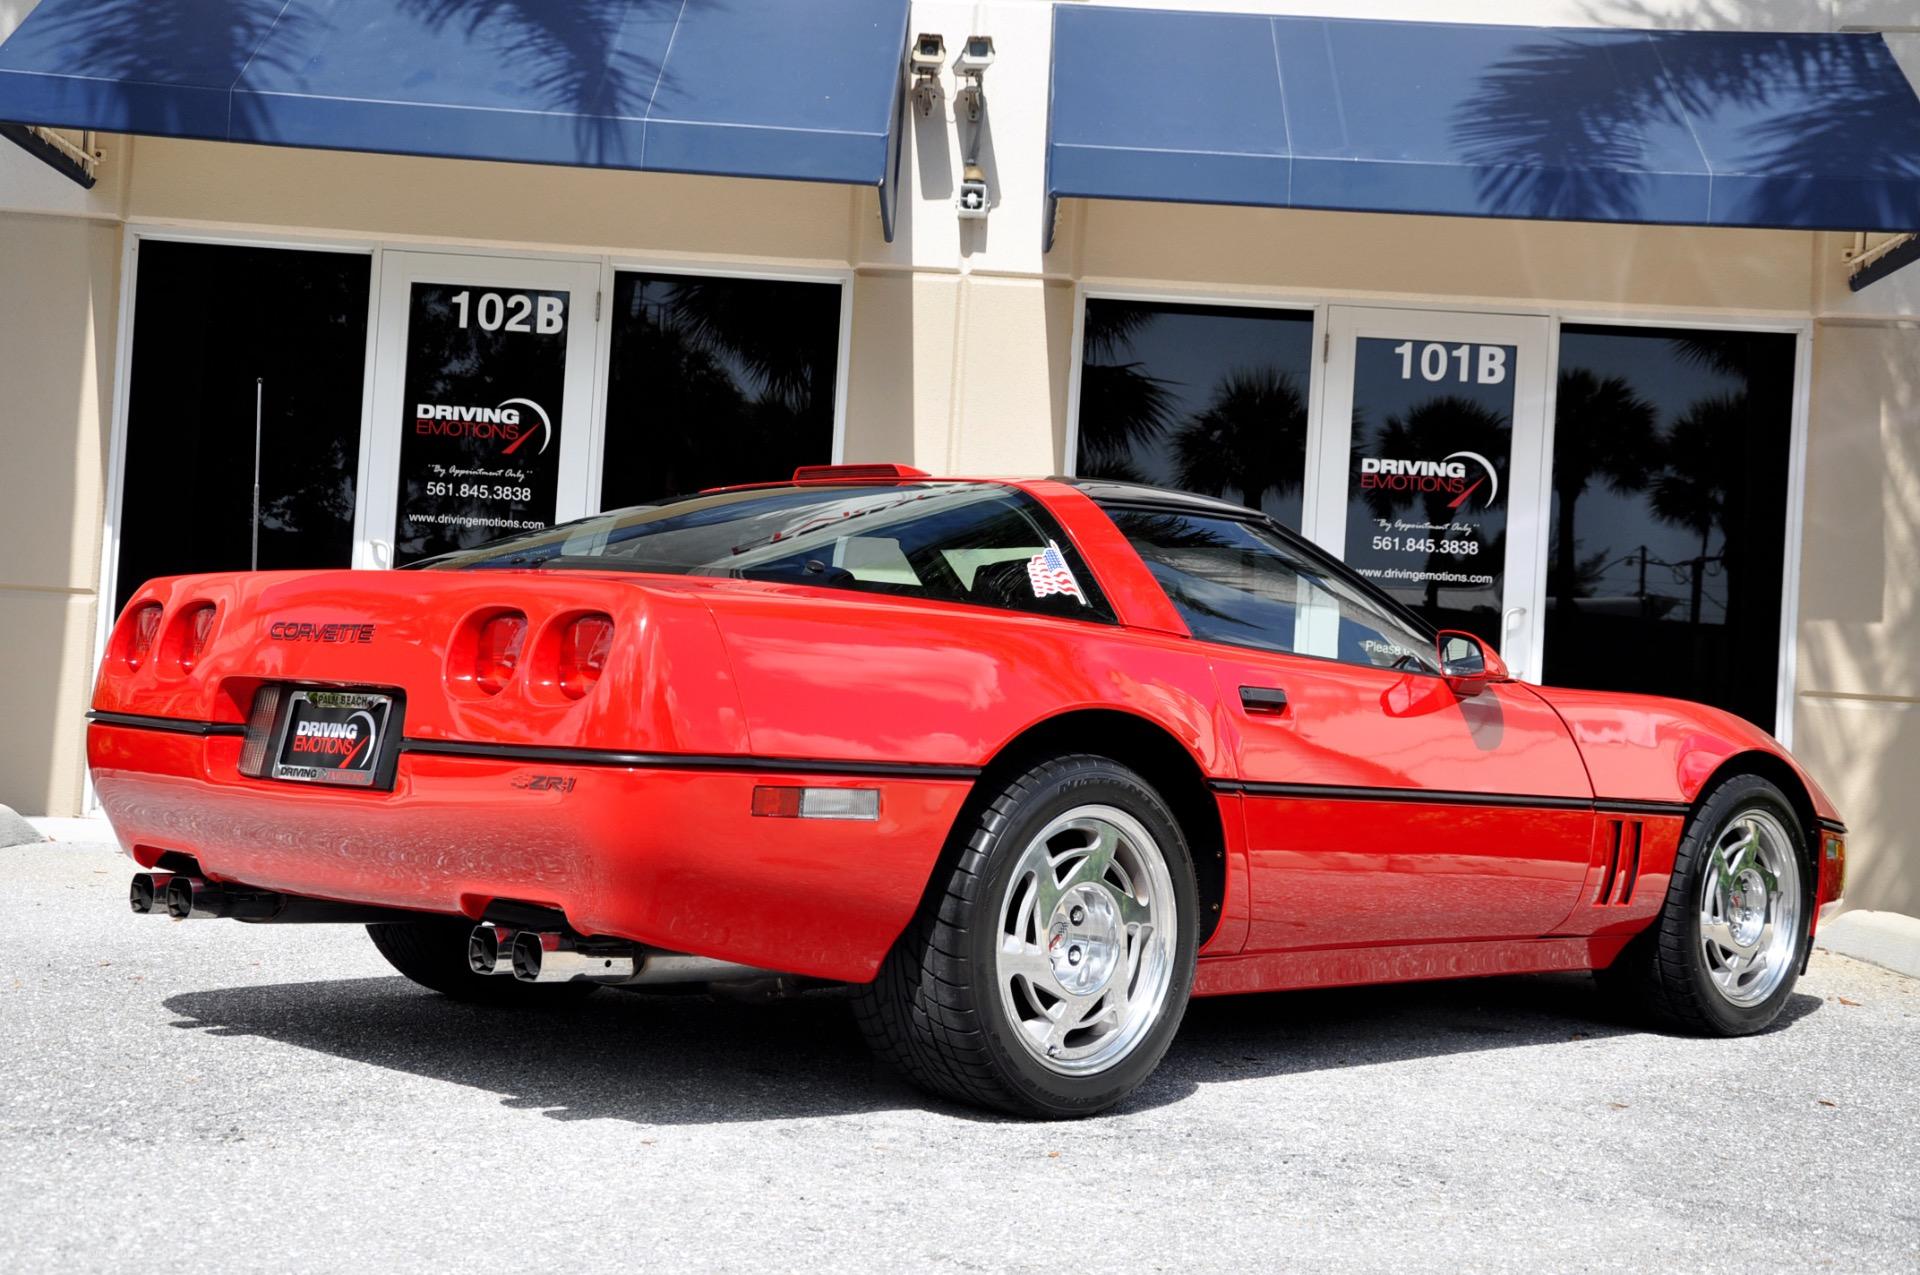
(90, 466, 1848, 1117)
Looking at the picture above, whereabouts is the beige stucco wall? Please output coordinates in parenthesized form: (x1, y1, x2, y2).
(1067, 200, 1819, 317)
(0, 212, 118, 816)
(1795, 321, 1920, 917)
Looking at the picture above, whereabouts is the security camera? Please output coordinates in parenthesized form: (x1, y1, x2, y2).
(954, 35, 993, 121)
(909, 32, 945, 77)
(956, 35, 995, 76)
(909, 32, 945, 116)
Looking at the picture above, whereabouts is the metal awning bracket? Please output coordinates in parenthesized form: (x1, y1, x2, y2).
(0, 122, 99, 188)
(1845, 231, 1920, 292)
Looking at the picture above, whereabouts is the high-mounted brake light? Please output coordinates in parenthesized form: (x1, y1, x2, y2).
(791, 463, 930, 482)
(474, 613, 527, 694)
(178, 604, 217, 672)
(125, 603, 163, 670)
(557, 614, 614, 700)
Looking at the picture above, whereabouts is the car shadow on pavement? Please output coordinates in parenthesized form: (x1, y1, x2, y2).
(1131, 972, 1822, 1110)
(161, 971, 1822, 1125)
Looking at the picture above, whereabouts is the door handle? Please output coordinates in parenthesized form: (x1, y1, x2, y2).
(368, 539, 393, 569)
(1239, 686, 1289, 715)
(1502, 606, 1527, 679)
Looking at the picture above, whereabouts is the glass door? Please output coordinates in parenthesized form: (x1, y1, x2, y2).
(1308, 307, 1550, 678)
(360, 252, 602, 568)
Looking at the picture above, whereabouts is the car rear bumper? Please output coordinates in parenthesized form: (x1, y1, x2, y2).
(88, 721, 972, 983)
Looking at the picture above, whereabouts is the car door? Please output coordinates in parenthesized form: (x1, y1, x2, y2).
(1105, 506, 1595, 949)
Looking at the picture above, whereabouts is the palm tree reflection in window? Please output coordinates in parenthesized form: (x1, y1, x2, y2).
(1172, 369, 1310, 514)
(1544, 327, 1793, 730)
(1074, 300, 1314, 526)
(1549, 369, 1656, 615)
(600, 273, 841, 510)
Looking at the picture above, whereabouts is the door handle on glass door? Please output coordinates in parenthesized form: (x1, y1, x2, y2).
(1239, 686, 1289, 715)
(1502, 606, 1527, 679)
(369, 540, 393, 569)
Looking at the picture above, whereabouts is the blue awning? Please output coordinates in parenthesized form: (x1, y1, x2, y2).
(1047, 7, 1920, 248)
(0, 0, 911, 235)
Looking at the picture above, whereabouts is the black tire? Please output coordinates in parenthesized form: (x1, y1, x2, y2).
(366, 918, 599, 1006)
(854, 754, 1199, 1118)
(1597, 774, 1812, 1035)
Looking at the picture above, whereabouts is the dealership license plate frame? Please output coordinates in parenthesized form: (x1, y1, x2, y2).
(266, 687, 404, 790)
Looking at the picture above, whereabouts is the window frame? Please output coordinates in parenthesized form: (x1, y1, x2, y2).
(1064, 289, 1329, 536)
(586, 258, 852, 516)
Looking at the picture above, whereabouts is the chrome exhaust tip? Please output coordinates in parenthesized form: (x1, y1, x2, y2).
(164, 874, 216, 920)
(467, 925, 518, 976)
(129, 872, 174, 915)
(510, 930, 638, 984)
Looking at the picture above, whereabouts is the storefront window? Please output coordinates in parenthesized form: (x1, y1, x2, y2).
(115, 240, 370, 614)
(1073, 300, 1315, 529)
(599, 272, 842, 510)
(1543, 325, 1795, 731)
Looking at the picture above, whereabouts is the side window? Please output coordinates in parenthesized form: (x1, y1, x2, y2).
(732, 487, 1114, 622)
(1109, 510, 1437, 672)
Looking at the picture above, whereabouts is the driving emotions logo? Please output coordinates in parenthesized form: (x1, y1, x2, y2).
(1359, 451, 1500, 510)
(288, 709, 379, 770)
(414, 398, 553, 455)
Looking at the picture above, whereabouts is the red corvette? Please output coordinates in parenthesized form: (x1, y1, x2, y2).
(90, 466, 1847, 1117)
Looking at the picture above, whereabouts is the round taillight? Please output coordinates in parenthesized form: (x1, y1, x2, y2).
(125, 603, 163, 670)
(558, 615, 614, 700)
(474, 614, 527, 695)
(178, 604, 217, 672)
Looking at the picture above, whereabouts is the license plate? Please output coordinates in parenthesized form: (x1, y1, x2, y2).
(271, 689, 393, 788)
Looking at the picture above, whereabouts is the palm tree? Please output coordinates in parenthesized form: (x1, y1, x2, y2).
(1169, 368, 1309, 512)
(1549, 368, 1657, 611)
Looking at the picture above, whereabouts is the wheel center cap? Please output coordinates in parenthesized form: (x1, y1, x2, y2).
(1047, 884, 1121, 996)
(1729, 868, 1769, 948)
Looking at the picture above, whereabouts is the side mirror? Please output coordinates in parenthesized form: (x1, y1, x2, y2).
(1436, 630, 1509, 697)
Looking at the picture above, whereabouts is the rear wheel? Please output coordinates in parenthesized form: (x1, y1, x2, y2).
(854, 754, 1198, 1118)
(367, 918, 598, 1006)
(1598, 774, 1810, 1035)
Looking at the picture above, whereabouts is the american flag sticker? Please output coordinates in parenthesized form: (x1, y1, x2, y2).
(1026, 540, 1087, 605)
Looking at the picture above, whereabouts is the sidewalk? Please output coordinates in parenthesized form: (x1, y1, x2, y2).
(1818, 911, 1920, 981)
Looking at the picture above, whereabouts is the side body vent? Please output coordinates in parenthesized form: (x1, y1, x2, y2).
(1596, 818, 1644, 906)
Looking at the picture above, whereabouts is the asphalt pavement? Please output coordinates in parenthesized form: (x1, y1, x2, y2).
(4, 836, 1916, 1274)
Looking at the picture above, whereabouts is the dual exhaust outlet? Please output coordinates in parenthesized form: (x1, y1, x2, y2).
(466, 924, 766, 987)
(132, 872, 763, 986)
(130, 871, 285, 922)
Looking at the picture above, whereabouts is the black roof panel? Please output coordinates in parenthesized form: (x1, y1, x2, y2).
(1056, 477, 1259, 519)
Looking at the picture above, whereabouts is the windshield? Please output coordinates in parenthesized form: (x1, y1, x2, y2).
(415, 482, 1115, 621)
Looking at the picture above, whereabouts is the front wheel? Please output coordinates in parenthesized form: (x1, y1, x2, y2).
(1598, 774, 1811, 1035)
(854, 754, 1198, 1118)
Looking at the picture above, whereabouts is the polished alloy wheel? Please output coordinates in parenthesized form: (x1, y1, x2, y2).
(995, 804, 1177, 1075)
(1696, 808, 1801, 1008)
